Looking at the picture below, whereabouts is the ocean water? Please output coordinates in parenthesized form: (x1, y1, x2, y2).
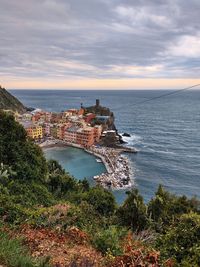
(10, 89, 200, 203)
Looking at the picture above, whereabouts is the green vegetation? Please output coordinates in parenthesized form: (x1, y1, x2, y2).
(0, 111, 47, 182)
(0, 230, 50, 267)
(116, 189, 149, 231)
(157, 212, 200, 266)
(92, 226, 126, 256)
(0, 110, 200, 266)
(148, 184, 199, 231)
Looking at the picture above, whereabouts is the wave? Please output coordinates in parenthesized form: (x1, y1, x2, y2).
(120, 133, 142, 146)
(121, 134, 177, 156)
(157, 150, 176, 155)
(145, 147, 176, 155)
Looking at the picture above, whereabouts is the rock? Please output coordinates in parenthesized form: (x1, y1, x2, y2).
(118, 134, 127, 144)
(122, 132, 131, 137)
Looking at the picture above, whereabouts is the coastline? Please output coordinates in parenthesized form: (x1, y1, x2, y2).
(40, 140, 137, 189)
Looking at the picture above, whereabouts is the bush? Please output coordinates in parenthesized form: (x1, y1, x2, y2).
(148, 185, 200, 231)
(92, 226, 127, 256)
(83, 186, 116, 216)
(59, 202, 103, 231)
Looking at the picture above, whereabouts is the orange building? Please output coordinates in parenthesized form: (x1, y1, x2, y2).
(57, 123, 71, 139)
(64, 126, 79, 143)
(78, 108, 85, 116)
(84, 113, 96, 123)
(94, 125, 102, 142)
(64, 126, 95, 147)
(76, 127, 95, 147)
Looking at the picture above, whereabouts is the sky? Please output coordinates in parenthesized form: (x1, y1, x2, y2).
(0, 0, 200, 90)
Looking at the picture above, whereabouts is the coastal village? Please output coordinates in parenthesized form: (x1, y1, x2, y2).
(15, 100, 114, 148)
(14, 99, 136, 189)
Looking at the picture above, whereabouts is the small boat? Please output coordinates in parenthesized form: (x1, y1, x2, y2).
(96, 158, 102, 163)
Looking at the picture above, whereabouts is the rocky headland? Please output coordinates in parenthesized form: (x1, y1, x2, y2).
(0, 85, 27, 113)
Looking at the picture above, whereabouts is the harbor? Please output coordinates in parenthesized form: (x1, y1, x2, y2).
(41, 139, 137, 189)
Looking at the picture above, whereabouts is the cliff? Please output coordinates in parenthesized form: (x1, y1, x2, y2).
(0, 86, 26, 113)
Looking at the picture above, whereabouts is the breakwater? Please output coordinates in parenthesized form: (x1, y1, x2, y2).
(87, 146, 135, 189)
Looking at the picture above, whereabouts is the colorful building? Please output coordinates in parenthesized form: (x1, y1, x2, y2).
(94, 125, 102, 142)
(84, 113, 96, 124)
(17, 107, 104, 146)
(22, 122, 43, 140)
(42, 123, 50, 136)
(64, 126, 79, 143)
(78, 108, 84, 116)
(50, 124, 58, 138)
(76, 127, 95, 147)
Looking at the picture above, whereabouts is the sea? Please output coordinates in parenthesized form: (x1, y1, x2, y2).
(10, 89, 200, 203)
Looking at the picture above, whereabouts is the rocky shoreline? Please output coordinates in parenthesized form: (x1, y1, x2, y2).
(87, 146, 135, 189)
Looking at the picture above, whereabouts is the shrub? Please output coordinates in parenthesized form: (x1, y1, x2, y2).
(157, 212, 200, 266)
(83, 186, 116, 216)
(148, 185, 200, 231)
(92, 226, 127, 256)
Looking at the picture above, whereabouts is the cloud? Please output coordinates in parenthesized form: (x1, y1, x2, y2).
(164, 35, 200, 58)
(0, 0, 200, 88)
(115, 5, 173, 30)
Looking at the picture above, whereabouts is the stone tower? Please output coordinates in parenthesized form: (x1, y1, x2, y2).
(96, 99, 100, 107)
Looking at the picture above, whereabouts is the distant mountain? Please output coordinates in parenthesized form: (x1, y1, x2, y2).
(0, 86, 26, 113)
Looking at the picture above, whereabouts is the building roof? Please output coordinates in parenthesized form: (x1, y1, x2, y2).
(20, 121, 34, 129)
(66, 126, 80, 133)
(96, 115, 109, 122)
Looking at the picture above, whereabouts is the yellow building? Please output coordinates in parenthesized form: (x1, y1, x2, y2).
(30, 125, 43, 139)
(22, 122, 43, 139)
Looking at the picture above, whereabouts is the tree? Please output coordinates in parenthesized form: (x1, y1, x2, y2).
(116, 189, 149, 231)
(148, 185, 200, 230)
(157, 212, 200, 266)
(0, 111, 47, 182)
(84, 186, 116, 216)
(0, 163, 17, 186)
(79, 178, 90, 191)
(47, 159, 65, 175)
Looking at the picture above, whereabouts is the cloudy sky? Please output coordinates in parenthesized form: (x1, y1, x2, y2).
(1, 0, 200, 89)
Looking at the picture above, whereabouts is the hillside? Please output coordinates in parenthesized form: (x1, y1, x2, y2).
(0, 111, 200, 267)
(0, 85, 26, 113)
